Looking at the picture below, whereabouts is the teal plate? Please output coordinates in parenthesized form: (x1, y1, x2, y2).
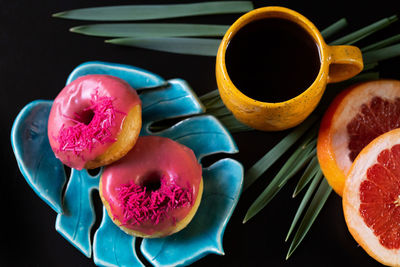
(11, 61, 243, 267)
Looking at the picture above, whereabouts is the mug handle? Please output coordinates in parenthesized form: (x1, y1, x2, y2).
(327, 45, 364, 83)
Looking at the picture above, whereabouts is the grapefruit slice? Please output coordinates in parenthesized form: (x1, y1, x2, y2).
(343, 128, 400, 266)
(317, 80, 400, 196)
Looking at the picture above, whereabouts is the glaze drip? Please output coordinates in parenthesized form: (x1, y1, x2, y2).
(117, 177, 192, 225)
(57, 91, 124, 156)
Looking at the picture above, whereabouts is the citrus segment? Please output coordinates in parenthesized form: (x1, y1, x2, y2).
(343, 128, 400, 266)
(317, 80, 400, 196)
(347, 97, 400, 162)
(360, 145, 400, 249)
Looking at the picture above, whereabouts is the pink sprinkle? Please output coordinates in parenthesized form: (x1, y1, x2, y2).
(57, 91, 124, 156)
(116, 177, 193, 226)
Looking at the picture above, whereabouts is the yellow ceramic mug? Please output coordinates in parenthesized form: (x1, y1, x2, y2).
(216, 6, 363, 131)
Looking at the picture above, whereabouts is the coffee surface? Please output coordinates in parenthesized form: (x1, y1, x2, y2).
(225, 18, 321, 103)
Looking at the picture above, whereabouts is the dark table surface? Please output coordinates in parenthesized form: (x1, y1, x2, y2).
(2, 0, 400, 266)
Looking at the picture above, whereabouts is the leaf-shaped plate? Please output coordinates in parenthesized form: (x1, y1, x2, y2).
(11, 61, 243, 266)
(11, 100, 66, 214)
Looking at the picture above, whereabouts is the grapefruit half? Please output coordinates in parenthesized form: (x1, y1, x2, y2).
(317, 80, 400, 196)
(343, 128, 400, 266)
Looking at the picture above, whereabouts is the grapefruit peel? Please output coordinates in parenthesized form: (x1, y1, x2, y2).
(317, 79, 400, 196)
(343, 128, 400, 266)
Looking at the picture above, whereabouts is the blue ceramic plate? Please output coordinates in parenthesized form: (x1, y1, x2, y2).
(11, 61, 243, 267)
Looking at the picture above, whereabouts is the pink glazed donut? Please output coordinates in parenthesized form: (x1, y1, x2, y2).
(48, 74, 142, 170)
(99, 136, 203, 238)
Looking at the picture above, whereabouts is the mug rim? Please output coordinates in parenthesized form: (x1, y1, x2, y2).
(217, 6, 327, 107)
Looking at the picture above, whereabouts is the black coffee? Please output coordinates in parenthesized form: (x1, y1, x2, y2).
(225, 18, 321, 103)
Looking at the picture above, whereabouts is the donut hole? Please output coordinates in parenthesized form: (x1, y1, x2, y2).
(76, 109, 95, 125)
(140, 171, 163, 191)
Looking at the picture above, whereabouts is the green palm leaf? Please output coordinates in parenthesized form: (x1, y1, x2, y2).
(292, 155, 320, 197)
(70, 23, 229, 38)
(243, 130, 317, 224)
(106, 37, 220, 56)
(286, 170, 323, 242)
(199, 89, 221, 103)
(217, 114, 252, 133)
(330, 15, 398, 45)
(201, 90, 226, 110)
(53, 1, 253, 21)
(363, 43, 400, 64)
(277, 146, 316, 188)
(244, 115, 319, 191)
(320, 18, 348, 39)
(286, 179, 332, 259)
(361, 33, 400, 52)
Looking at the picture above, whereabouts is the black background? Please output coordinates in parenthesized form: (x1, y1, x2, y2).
(2, 1, 400, 266)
